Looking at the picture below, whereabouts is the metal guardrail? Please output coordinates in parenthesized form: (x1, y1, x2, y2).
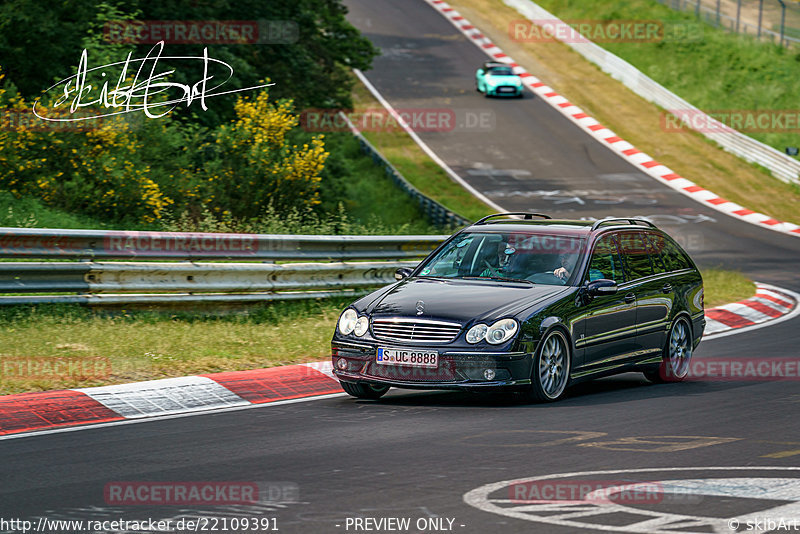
(504, 0, 800, 185)
(0, 260, 421, 305)
(340, 113, 473, 228)
(0, 227, 448, 261)
(0, 230, 451, 306)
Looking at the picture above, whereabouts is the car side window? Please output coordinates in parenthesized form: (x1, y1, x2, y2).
(644, 233, 667, 274)
(619, 231, 654, 281)
(587, 234, 625, 283)
(647, 233, 691, 272)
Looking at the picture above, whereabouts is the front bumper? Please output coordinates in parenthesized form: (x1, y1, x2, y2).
(331, 340, 533, 391)
(488, 85, 522, 97)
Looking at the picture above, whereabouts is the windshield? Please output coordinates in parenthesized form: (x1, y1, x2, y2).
(488, 67, 514, 76)
(417, 231, 586, 286)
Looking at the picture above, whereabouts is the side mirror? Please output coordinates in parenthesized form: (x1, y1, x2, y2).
(395, 268, 413, 281)
(586, 278, 618, 296)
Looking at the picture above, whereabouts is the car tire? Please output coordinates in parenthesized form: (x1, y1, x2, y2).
(644, 316, 693, 383)
(525, 328, 572, 402)
(340, 381, 390, 400)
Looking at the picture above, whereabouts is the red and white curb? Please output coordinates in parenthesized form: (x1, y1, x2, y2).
(424, 0, 800, 239)
(0, 362, 340, 438)
(0, 284, 796, 438)
(703, 283, 799, 339)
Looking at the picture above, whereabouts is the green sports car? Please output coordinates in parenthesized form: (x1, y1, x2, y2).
(475, 61, 524, 97)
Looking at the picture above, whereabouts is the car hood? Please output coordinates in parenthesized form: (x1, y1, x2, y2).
(367, 277, 568, 323)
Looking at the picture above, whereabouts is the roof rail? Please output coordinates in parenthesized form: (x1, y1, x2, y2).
(590, 218, 657, 231)
(474, 212, 552, 225)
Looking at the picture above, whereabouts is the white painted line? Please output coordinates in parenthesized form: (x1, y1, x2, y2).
(702, 317, 728, 335)
(465, 466, 800, 534)
(75, 376, 249, 418)
(704, 284, 800, 340)
(718, 302, 775, 324)
(750, 296, 791, 314)
(0, 392, 349, 442)
(303, 361, 338, 381)
(353, 68, 506, 213)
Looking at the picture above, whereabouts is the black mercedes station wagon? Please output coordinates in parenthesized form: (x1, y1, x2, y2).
(331, 213, 705, 402)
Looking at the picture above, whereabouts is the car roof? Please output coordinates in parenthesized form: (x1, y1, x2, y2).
(464, 213, 660, 236)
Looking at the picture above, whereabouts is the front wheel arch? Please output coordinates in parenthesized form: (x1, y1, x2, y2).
(526, 326, 573, 402)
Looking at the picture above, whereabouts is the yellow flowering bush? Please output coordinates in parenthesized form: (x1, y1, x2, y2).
(0, 67, 328, 225)
(196, 91, 330, 218)
(0, 69, 173, 223)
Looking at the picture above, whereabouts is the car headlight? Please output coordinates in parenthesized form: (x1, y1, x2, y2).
(338, 309, 358, 335)
(486, 318, 518, 344)
(486, 78, 498, 87)
(466, 319, 518, 344)
(354, 316, 369, 337)
(466, 323, 488, 343)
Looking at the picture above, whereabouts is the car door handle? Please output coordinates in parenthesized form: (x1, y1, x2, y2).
(662, 284, 673, 294)
(624, 292, 636, 303)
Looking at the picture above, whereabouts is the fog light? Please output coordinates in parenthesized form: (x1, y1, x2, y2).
(484, 369, 496, 380)
(336, 358, 348, 371)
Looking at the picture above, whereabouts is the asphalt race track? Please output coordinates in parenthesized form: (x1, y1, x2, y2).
(2, 1, 800, 533)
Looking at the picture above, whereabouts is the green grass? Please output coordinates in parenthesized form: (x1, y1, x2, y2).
(0, 298, 353, 395)
(701, 267, 755, 307)
(533, 0, 800, 156)
(352, 81, 495, 222)
(0, 190, 110, 230)
(316, 132, 446, 234)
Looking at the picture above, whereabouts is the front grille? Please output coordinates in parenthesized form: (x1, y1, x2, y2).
(365, 361, 457, 382)
(371, 318, 462, 343)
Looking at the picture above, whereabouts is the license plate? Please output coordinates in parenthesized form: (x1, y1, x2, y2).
(376, 348, 438, 368)
(498, 87, 514, 92)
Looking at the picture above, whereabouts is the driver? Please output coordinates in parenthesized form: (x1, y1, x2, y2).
(553, 253, 573, 281)
(480, 239, 515, 277)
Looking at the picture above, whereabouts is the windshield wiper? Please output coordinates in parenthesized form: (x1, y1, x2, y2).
(460, 276, 534, 285)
